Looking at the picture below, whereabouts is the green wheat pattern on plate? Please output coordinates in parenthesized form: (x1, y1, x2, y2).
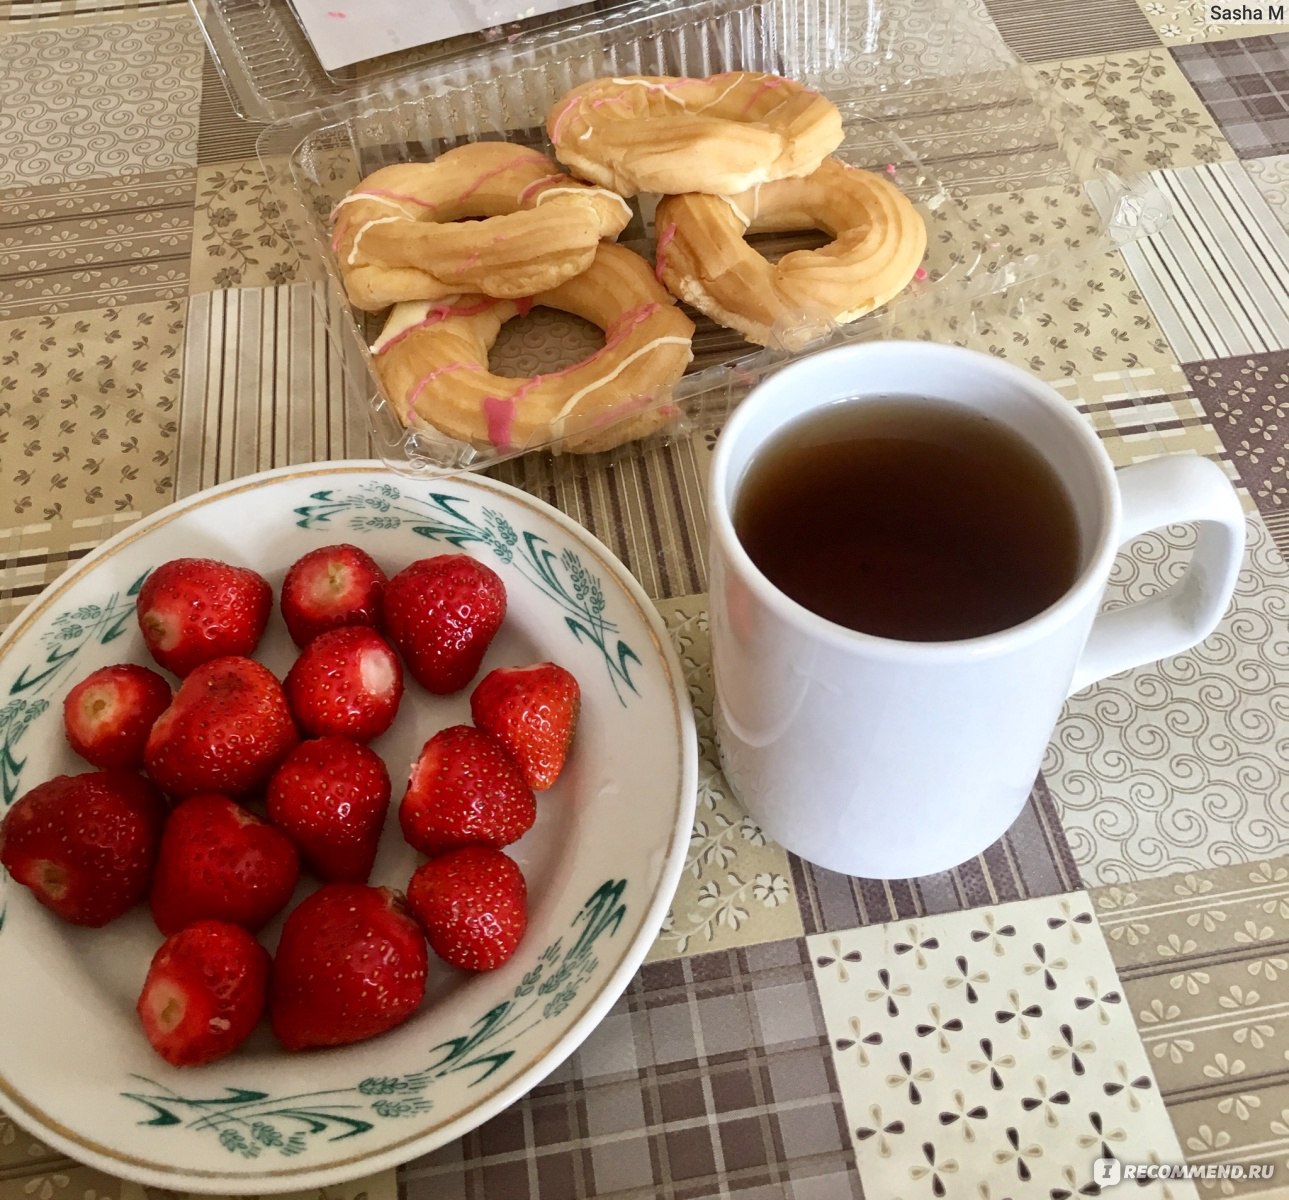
(293, 483, 642, 703)
(120, 879, 628, 1157)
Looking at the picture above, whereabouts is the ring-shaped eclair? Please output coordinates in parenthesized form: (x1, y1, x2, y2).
(654, 159, 927, 347)
(332, 142, 633, 312)
(546, 72, 843, 197)
(372, 243, 695, 456)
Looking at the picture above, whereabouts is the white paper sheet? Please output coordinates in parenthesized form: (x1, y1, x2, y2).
(288, 0, 587, 71)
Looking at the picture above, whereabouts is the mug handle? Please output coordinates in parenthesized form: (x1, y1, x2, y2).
(1069, 455, 1246, 695)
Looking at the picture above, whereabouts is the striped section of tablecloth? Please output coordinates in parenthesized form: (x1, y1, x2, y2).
(176, 284, 373, 496)
(985, 0, 1160, 60)
(1108, 160, 1289, 361)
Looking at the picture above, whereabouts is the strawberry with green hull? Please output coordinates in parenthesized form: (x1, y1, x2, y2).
(270, 884, 427, 1050)
(266, 737, 391, 883)
(470, 662, 581, 790)
(399, 724, 535, 857)
(137, 921, 270, 1067)
(408, 846, 528, 972)
(150, 794, 301, 936)
(383, 555, 507, 694)
(144, 656, 298, 797)
(280, 543, 388, 649)
(0, 771, 165, 927)
(285, 625, 403, 742)
(136, 558, 272, 677)
(62, 663, 172, 770)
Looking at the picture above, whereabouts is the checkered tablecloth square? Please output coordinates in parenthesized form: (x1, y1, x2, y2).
(402, 941, 859, 1199)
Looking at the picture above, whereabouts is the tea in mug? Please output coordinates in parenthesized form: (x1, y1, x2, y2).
(732, 395, 1082, 641)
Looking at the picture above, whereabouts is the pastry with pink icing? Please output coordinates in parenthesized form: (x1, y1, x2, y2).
(546, 72, 842, 197)
(371, 243, 693, 456)
(331, 142, 633, 312)
(654, 158, 927, 348)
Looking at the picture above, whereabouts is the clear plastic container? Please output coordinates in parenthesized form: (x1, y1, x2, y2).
(192, 0, 849, 122)
(201, 0, 1170, 472)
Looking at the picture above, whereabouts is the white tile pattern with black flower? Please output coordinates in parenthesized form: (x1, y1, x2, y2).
(811, 895, 1198, 1198)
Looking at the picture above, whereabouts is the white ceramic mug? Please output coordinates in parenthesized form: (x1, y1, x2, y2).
(708, 342, 1246, 878)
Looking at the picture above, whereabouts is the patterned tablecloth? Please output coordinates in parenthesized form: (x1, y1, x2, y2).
(2, 1, 1289, 1198)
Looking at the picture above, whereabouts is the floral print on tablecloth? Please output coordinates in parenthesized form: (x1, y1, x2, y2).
(651, 596, 804, 960)
(190, 160, 301, 292)
(1037, 49, 1234, 171)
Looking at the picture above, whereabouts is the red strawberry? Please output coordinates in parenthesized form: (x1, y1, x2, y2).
(0, 771, 165, 926)
(407, 846, 527, 971)
(470, 663, 581, 790)
(144, 657, 297, 797)
(137, 920, 270, 1066)
(281, 544, 388, 649)
(270, 884, 427, 1050)
(62, 663, 172, 770)
(383, 555, 506, 694)
(136, 558, 272, 677)
(266, 737, 390, 883)
(399, 725, 535, 857)
(284, 626, 403, 742)
(150, 794, 300, 936)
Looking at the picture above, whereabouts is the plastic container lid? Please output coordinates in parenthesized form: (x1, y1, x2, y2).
(189, 0, 804, 122)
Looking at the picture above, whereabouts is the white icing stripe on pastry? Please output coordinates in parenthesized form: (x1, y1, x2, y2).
(534, 186, 633, 220)
(690, 76, 745, 115)
(369, 301, 436, 354)
(716, 195, 751, 227)
(551, 336, 693, 426)
(346, 215, 409, 265)
(330, 192, 419, 219)
(609, 77, 690, 104)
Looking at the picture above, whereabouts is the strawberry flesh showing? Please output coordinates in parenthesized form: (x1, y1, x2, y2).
(399, 725, 535, 857)
(270, 884, 427, 1050)
(470, 662, 580, 791)
(0, 771, 165, 926)
(150, 794, 301, 936)
(63, 663, 172, 770)
(407, 846, 528, 972)
(280, 543, 387, 649)
(266, 737, 391, 883)
(136, 558, 272, 677)
(285, 625, 403, 743)
(137, 920, 270, 1066)
(144, 656, 297, 797)
(383, 555, 506, 694)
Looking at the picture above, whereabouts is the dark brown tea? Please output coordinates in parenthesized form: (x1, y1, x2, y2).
(733, 396, 1082, 641)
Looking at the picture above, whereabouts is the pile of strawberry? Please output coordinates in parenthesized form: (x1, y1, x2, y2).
(0, 546, 580, 1067)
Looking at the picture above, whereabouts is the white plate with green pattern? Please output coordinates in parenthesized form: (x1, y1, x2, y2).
(0, 462, 697, 1193)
